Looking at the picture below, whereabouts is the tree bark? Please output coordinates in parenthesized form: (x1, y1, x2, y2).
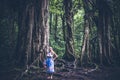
(80, 18, 90, 66)
(15, 0, 49, 68)
(63, 0, 75, 62)
(15, 0, 34, 67)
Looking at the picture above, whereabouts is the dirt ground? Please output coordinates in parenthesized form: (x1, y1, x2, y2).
(1, 62, 120, 80)
(37, 67, 120, 80)
(10, 66, 119, 80)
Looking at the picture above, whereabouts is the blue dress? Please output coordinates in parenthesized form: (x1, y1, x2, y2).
(44, 52, 54, 73)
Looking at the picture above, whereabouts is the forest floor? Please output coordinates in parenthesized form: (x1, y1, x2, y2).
(0, 60, 120, 80)
(1, 60, 120, 80)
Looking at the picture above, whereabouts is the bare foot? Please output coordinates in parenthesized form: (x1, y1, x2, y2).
(50, 76, 53, 79)
(47, 76, 51, 79)
(47, 76, 53, 79)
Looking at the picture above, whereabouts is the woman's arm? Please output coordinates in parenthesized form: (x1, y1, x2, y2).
(52, 50, 58, 60)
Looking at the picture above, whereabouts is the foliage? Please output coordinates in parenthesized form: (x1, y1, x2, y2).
(49, 0, 85, 58)
(49, 35, 65, 58)
(73, 9, 84, 57)
(49, 0, 63, 15)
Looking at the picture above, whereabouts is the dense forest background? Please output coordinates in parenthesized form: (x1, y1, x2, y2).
(0, 0, 120, 80)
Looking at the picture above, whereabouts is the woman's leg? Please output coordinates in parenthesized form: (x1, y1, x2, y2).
(50, 73, 53, 79)
(47, 73, 53, 79)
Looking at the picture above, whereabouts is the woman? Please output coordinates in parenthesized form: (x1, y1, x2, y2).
(44, 47, 58, 79)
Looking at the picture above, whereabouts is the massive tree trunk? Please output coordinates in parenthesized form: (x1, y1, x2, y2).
(63, 0, 75, 62)
(15, 0, 49, 68)
(38, 0, 49, 65)
(112, 0, 120, 64)
(96, 0, 112, 65)
(15, 0, 35, 67)
(80, 0, 113, 66)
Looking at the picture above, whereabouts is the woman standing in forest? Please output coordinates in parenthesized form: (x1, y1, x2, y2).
(44, 47, 58, 79)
